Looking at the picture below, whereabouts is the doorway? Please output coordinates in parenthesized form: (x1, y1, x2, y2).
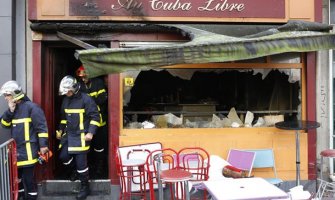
(42, 43, 109, 180)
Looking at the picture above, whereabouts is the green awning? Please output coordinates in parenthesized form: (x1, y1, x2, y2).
(76, 20, 335, 78)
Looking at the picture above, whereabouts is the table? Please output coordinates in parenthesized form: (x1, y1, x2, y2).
(160, 169, 193, 200)
(275, 120, 320, 186)
(204, 177, 289, 200)
(154, 152, 193, 200)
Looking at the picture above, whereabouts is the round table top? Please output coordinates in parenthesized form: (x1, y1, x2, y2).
(161, 169, 193, 182)
(275, 120, 320, 131)
(122, 159, 146, 167)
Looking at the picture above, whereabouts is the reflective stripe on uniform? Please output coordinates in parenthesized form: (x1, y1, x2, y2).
(12, 118, 32, 124)
(77, 167, 89, 173)
(81, 132, 85, 148)
(88, 89, 106, 98)
(94, 148, 104, 152)
(17, 158, 38, 167)
(63, 157, 73, 165)
(13, 94, 24, 101)
(68, 132, 90, 152)
(68, 146, 90, 151)
(13, 118, 33, 161)
(1, 118, 11, 126)
(65, 109, 85, 130)
(64, 109, 85, 114)
(97, 106, 106, 127)
(90, 120, 100, 126)
(38, 133, 48, 137)
(61, 120, 67, 124)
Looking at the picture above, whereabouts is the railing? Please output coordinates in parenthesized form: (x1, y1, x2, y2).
(0, 139, 18, 200)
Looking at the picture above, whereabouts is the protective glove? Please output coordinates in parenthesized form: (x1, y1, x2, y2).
(56, 130, 62, 139)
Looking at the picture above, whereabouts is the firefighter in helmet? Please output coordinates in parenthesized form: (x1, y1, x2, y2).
(76, 65, 108, 178)
(57, 75, 100, 200)
(0, 80, 49, 200)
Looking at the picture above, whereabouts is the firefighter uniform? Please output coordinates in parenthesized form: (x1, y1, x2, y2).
(58, 91, 100, 155)
(1, 95, 49, 200)
(58, 89, 100, 199)
(78, 77, 108, 177)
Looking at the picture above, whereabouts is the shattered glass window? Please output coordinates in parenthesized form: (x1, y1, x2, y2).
(122, 56, 302, 129)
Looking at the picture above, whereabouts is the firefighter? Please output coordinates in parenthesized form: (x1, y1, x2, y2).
(0, 80, 49, 200)
(76, 65, 108, 178)
(57, 75, 100, 200)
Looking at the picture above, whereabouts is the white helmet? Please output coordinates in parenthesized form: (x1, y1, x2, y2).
(59, 75, 80, 95)
(0, 80, 24, 101)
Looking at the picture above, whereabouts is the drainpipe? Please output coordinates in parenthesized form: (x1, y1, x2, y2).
(329, 49, 335, 182)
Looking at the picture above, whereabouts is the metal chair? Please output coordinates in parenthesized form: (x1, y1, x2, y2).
(315, 149, 335, 199)
(227, 149, 256, 177)
(177, 147, 210, 200)
(115, 148, 147, 200)
(319, 149, 335, 181)
(145, 148, 191, 200)
(246, 149, 283, 185)
(315, 179, 335, 199)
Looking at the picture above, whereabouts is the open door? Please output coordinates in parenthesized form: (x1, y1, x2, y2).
(40, 43, 109, 180)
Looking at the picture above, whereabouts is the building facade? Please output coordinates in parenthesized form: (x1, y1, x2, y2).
(20, 0, 335, 184)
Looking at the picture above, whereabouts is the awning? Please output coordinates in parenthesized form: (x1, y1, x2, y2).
(76, 20, 335, 78)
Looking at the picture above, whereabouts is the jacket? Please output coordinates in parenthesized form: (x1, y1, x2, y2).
(59, 91, 100, 154)
(79, 77, 107, 126)
(1, 96, 49, 167)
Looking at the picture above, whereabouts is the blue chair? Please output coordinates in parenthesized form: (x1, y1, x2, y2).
(246, 149, 283, 185)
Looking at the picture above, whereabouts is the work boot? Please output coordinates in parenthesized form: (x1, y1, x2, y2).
(76, 181, 90, 200)
(18, 193, 24, 200)
(76, 171, 90, 200)
(18, 190, 25, 200)
(26, 194, 38, 200)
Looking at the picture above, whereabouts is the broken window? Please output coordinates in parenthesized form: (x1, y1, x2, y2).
(122, 67, 301, 129)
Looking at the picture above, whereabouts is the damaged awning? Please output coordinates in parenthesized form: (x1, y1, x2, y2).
(75, 20, 335, 78)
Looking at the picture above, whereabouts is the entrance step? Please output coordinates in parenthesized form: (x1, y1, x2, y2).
(37, 179, 116, 200)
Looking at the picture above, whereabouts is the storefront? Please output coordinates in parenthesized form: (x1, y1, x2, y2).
(28, 0, 335, 183)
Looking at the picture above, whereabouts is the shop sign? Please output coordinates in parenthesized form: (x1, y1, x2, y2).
(69, 0, 285, 19)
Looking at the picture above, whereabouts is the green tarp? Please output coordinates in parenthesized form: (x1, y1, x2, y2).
(76, 20, 335, 78)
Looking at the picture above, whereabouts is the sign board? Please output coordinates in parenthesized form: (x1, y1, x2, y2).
(69, 0, 285, 18)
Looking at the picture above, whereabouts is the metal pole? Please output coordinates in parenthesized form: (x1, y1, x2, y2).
(155, 153, 164, 200)
(296, 130, 300, 186)
(185, 180, 190, 200)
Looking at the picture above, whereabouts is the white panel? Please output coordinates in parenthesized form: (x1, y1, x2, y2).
(0, 17, 12, 54)
(0, 0, 12, 17)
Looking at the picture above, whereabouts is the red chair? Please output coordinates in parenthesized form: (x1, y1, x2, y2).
(177, 147, 210, 200)
(145, 148, 192, 200)
(115, 148, 147, 200)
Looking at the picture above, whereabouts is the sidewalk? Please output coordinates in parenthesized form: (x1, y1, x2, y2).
(37, 179, 335, 200)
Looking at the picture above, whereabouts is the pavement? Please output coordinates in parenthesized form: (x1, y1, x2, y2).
(36, 179, 335, 200)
